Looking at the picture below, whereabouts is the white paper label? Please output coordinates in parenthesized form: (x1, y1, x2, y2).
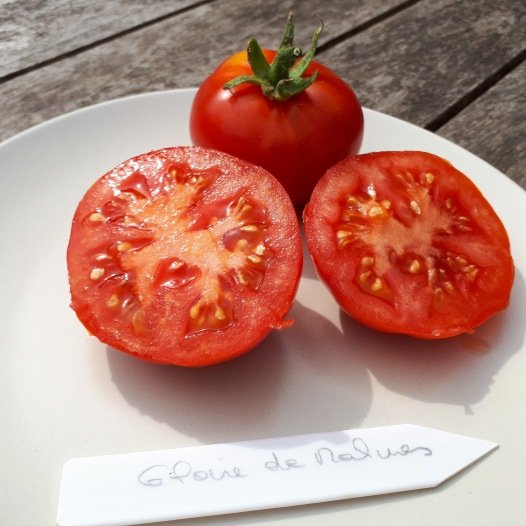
(57, 424, 497, 526)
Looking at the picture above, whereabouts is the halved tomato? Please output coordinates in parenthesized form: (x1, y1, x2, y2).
(67, 147, 302, 366)
(304, 151, 514, 338)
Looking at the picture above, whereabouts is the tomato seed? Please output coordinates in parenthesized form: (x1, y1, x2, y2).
(464, 265, 479, 280)
(187, 298, 235, 334)
(123, 215, 141, 226)
(337, 230, 350, 239)
(240, 225, 258, 232)
(424, 172, 435, 184)
(409, 260, 421, 273)
(130, 309, 146, 335)
(90, 268, 105, 280)
(189, 303, 201, 319)
(228, 200, 253, 218)
(117, 241, 132, 252)
(106, 294, 119, 308)
(235, 239, 249, 250)
(361, 256, 374, 267)
(94, 253, 111, 262)
(443, 281, 455, 293)
(235, 270, 249, 286)
(359, 271, 372, 282)
(368, 206, 384, 217)
(88, 212, 105, 223)
(215, 306, 226, 320)
(371, 278, 383, 292)
(254, 243, 266, 256)
(409, 200, 421, 215)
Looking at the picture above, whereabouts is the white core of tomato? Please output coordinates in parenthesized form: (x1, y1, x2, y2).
(337, 177, 481, 304)
(110, 180, 271, 334)
(365, 189, 449, 276)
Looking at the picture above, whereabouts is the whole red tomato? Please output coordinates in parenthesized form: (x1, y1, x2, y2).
(190, 13, 363, 206)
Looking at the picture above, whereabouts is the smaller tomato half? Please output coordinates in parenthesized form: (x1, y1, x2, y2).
(67, 147, 302, 366)
(304, 151, 514, 339)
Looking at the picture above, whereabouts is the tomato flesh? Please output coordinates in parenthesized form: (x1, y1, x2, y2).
(304, 151, 514, 338)
(67, 147, 302, 366)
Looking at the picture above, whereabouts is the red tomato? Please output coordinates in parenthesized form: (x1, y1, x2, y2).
(67, 147, 302, 366)
(190, 36, 363, 206)
(304, 151, 514, 338)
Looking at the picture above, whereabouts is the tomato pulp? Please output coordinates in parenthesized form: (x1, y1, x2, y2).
(304, 151, 514, 338)
(67, 147, 302, 366)
(190, 48, 363, 206)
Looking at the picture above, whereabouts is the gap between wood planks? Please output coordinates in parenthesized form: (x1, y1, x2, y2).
(0, 0, 435, 86)
(423, 48, 526, 132)
(315, 0, 422, 54)
(1, 0, 524, 134)
(0, 0, 214, 84)
(314, 0, 526, 134)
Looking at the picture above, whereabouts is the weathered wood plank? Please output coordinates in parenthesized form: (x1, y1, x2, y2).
(320, 0, 525, 131)
(1, 0, 523, 190)
(0, 0, 200, 78)
(0, 0, 408, 142)
(437, 62, 525, 190)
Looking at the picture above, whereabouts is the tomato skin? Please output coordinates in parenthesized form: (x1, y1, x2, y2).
(67, 146, 302, 366)
(190, 49, 364, 206)
(304, 151, 514, 339)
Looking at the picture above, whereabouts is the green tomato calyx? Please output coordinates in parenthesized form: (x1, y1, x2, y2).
(224, 11, 323, 101)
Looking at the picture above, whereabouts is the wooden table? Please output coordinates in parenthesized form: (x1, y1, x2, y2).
(2, 2, 526, 526)
(1, 0, 524, 189)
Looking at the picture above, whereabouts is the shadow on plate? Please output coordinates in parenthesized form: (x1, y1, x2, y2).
(340, 268, 526, 413)
(107, 300, 372, 444)
(106, 248, 524, 443)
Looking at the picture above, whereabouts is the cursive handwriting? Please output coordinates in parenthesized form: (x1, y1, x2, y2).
(137, 439, 433, 488)
(314, 440, 432, 466)
(138, 461, 247, 487)
(314, 438, 372, 465)
(376, 443, 432, 460)
(264, 452, 306, 471)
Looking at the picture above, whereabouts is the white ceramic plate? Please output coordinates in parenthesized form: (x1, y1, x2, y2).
(1, 89, 525, 525)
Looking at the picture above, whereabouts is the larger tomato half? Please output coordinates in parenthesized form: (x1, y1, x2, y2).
(304, 151, 514, 338)
(67, 147, 302, 366)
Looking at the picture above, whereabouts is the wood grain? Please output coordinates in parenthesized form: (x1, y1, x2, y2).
(0, 0, 524, 189)
(0, 0, 410, 141)
(317, 0, 525, 187)
(0, 0, 200, 78)
(320, 0, 525, 129)
(437, 61, 525, 188)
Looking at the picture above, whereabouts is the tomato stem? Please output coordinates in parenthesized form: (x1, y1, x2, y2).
(223, 11, 322, 101)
